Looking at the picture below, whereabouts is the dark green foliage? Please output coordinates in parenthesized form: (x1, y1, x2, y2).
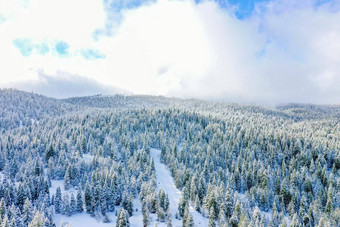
(84, 181, 93, 214)
(45, 145, 55, 162)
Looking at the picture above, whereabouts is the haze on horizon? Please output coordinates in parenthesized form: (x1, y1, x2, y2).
(0, 0, 340, 105)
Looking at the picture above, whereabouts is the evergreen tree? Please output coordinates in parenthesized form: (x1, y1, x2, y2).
(76, 184, 84, 213)
(64, 165, 72, 190)
(55, 187, 62, 214)
(9, 217, 16, 227)
(142, 202, 149, 227)
(167, 216, 173, 227)
(45, 145, 54, 162)
(182, 206, 189, 227)
(194, 195, 200, 212)
(290, 214, 301, 227)
(0, 198, 5, 219)
(208, 217, 216, 227)
(84, 181, 93, 213)
(229, 201, 241, 227)
(16, 184, 26, 210)
(116, 208, 129, 227)
(157, 206, 165, 222)
(2, 215, 10, 227)
(70, 194, 76, 216)
(280, 178, 291, 208)
(62, 194, 71, 216)
(178, 187, 189, 218)
(122, 193, 133, 217)
(325, 188, 333, 214)
(224, 191, 233, 219)
(28, 211, 44, 227)
(103, 213, 111, 223)
(22, 198, 33, 225)
(279, 218, 287, 227)
(218, 203, 227, 226)
(185, 211, 194, 227)
(250, 206, 261, 226)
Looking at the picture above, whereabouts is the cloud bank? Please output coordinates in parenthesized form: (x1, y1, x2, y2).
(0, 0, 339, 105)
(10, 70, 124, 99)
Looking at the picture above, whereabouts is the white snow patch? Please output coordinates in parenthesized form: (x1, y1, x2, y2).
(236, 192, 248, 203)
(129, 199, 144, 226)
(55, 212, 117, 227)
(262, 210, 272, 221)
(82, 154, 94, 163)
(50, 180, 77, 197)
(0, 172, 4, 181)
(150, 148, 209, 227)
(54, 199, 146, 227)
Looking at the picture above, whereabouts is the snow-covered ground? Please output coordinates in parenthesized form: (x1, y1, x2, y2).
(50, 180, 77, 197)
(82, 153, 94, 163)
(129, 199, 144, 226)
(150, 148, 209, 227)
(55, 212, 117, 227)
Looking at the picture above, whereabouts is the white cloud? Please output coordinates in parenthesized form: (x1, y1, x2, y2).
(0, 0, 340, 105)
(9, 70, 125, 98)
(0, 0, 105, 46)
(0, 0, 106, 82)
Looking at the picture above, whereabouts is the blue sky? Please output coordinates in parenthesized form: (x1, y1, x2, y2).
(0, 0, 340, 104)
(103, 0, 338, 19)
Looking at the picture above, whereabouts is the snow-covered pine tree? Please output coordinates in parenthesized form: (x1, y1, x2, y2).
(76, 184, 83, 213)
(22, 198, 33, 225)
(55, 187, 62, 214)
(142, 202, 149, 227)
(64, 165, 72, 190)
(28, 211, 45, 227)
(84, 181, 93, 214)
(116, 208, 129, 227)
(70, 194, 76, 216)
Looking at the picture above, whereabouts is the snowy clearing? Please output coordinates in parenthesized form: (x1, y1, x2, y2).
(55, 212, 117, 227)
(82, 153, 94, 163)
(50, 180, 77, 197)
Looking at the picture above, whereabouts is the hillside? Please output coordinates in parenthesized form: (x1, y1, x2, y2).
(0, 89, 338, 227)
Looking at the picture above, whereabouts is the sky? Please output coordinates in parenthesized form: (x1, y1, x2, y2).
(0, 0, 339, 105)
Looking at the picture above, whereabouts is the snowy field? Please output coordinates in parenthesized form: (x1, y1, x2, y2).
(55, 212, 117, 227)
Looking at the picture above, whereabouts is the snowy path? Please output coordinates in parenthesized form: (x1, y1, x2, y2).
(150, 148, 209, 227)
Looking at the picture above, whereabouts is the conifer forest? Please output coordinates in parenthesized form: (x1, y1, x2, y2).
(0, 89, 339, 227)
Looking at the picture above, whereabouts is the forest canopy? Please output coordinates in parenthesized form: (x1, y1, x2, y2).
(0, 89, 338, 227)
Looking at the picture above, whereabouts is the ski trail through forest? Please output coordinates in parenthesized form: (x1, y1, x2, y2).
(150, 148, 209, 227)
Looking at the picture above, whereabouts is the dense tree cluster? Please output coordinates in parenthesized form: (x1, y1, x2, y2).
(0, 89, 338, 226)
